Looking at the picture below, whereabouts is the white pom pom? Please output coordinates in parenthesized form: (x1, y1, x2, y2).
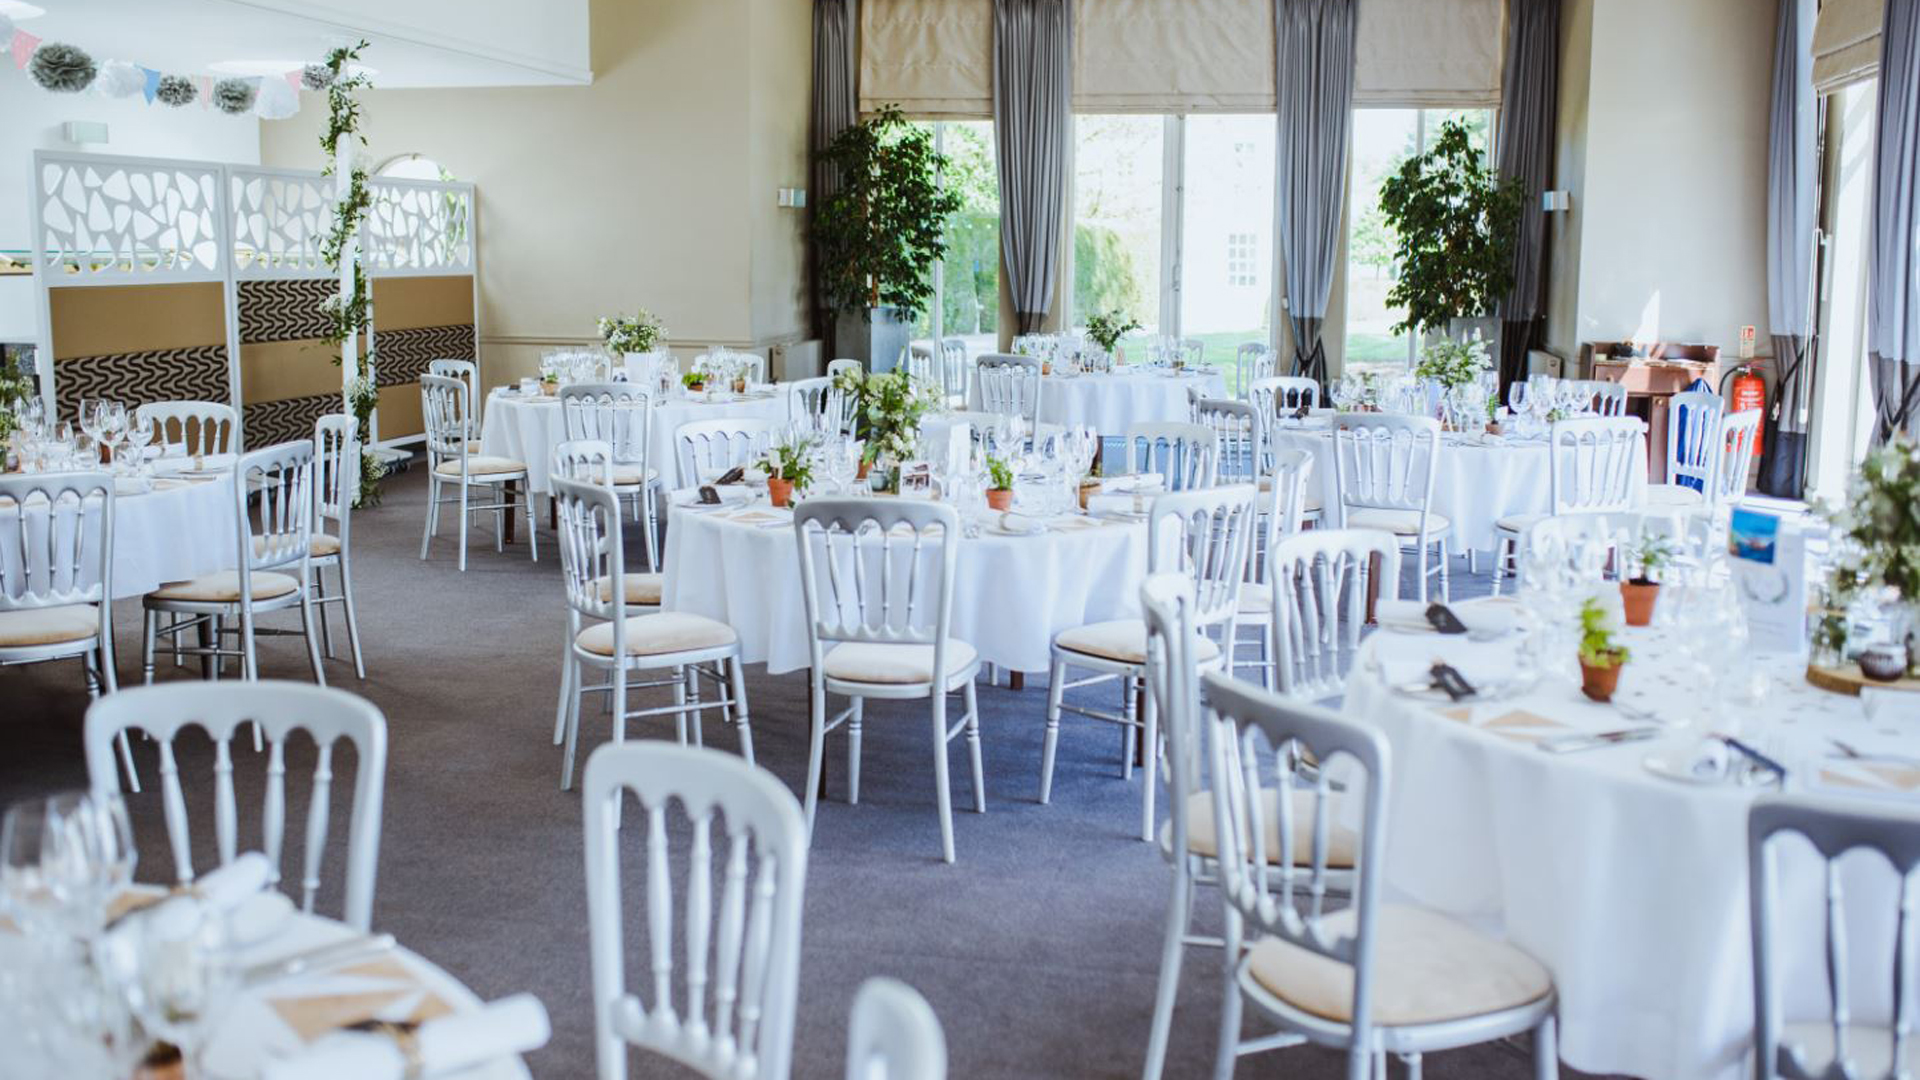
(96, 59, 146, 99)
(253, 72, 299, 120)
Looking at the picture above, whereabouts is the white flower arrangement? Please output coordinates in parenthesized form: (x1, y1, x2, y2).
(598, 310, 666, 356)
(1415, 331, 1491, 391)
(1822, 435, 1920, 602)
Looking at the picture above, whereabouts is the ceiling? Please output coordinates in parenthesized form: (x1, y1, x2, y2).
(6, 0, 591, 89)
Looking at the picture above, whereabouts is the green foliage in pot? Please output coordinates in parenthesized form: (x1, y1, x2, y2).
(1377, 119, 1525, 336)
(985, 454, 1014, 492)
(813, 105, 963, 320)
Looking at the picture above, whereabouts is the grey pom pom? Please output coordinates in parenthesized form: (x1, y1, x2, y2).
(301, 63, 334, 91)
(155, 75, 197, 107)
(212, 77, 257, 115)
(29, 43, 97, 93)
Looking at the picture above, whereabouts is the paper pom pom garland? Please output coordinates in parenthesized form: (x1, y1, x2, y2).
(301, 63, 334, 91)
(155, 74, 198, 108)
(95, 59, 145, 100)
(31, 43, 98, 93)
(212, 77, 257, 115)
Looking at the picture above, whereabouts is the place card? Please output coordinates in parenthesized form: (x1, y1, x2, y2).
(1816, 759, 1920, 797)
(1477, 709, 1568, 744)
(266, 957, 452, 1043)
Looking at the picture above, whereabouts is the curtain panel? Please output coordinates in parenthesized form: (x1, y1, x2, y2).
(1494, 0, 1559, 392)
(1813, 0, 1885, 94)
(994, 0, 1073, 335)
(812, 0, 859, 338)
(1760, 0, 1817, 494)
(1274, 0, 1357, 384)
(861, 0, 995, 117)
(1870, 0, 1920, 441)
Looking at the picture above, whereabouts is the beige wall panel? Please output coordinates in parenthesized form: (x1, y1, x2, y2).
(50, 282, 225, 359)
(378, 384, 425, 438)
(241, 339, 346, 404)
(373, 275, 475, 331)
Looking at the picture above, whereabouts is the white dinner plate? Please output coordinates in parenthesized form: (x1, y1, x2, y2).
(1643, 753, 1780, 788)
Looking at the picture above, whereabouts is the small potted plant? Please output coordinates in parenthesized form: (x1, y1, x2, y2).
(759, 437, 813, 508)
(985, 454, 1014, 511)
(1620, 533, 1672, 626)
(682, 368, 707, 394)
(1484, 390, 1503, 435)
(1577, 592, 1631, 702)
(539, 360, 560, 396)
(597, 309, 667, 362)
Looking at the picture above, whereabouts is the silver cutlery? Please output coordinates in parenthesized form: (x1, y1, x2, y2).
(1829, 738, 1920, 770)
(1538, 726, 1661, 754)
(241, 932, 396, 987)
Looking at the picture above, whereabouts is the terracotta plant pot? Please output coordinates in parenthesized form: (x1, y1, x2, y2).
(985, 488, 1013, 511)
(1620, 580, 1660, 626)
(1485, 421, 1503, 436)
(1579, 653, 1626, 702)
(1078, 481, 1101, 510)
(540, 379, 558, 396)
(686, 382, 705, 393)
(856, 459, 872, 481)
(767, 477, 793, 508)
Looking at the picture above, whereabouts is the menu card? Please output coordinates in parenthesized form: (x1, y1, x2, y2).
(1728, 507, 1806, 654)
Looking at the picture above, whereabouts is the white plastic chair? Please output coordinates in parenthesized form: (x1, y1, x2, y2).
(846, 978, 947, 1080)
(1043, 485, 1258, 841)
(136, 400, 236, 459)
(1202, 672, 1559, 1080)
(0, 471, 135, 785)
(1648, 389, 1723, 507)
(1250, 375, 1320, 418)
(1235, 343, 1277, 398)
(1178, 338, 1206, 369)
(975, 354, 1042, 427)
(561, 382, 660, 571)
(1231, 448, 1315, 688)
(426, 358, 482, 450)
(420, 374, 537, 571)
(1330, 414, 1448, 602)
(827, 358, 864, 382)
(142, 439, 326, 686)
(582, 741, 806, 1080)
(553, 475, 752, 791)
(1194, 399, 1263, 487)
(1571, 379, 1627, 417)
(1269, 528, 1402, 701)
(1491, 416, 1643, 596)
(938, 337, 971, 407)
(1711, 407, 1763, 509)
(1119, 422, 1219, 492)
(786, 375, 855, 436)
(674, 418, 780, 489)
(309, 415, 366, 679)
(83, 680, 387, 931)
(794, 498, 983, 864)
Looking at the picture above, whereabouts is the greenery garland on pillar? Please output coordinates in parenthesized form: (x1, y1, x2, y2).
(316, 40, 384, 507)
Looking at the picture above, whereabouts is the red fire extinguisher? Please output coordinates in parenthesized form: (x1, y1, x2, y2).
(1729, 364, 1766, 457)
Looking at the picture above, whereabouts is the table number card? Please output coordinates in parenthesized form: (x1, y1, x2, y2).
(1728, 507, 1806, 654)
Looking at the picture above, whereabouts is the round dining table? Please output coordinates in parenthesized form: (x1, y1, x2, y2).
(970, 368, 1225, 436)
(481, 386, 791, 495)
(661, 491, 1152, 675)
(1343, 608, 1920, 1080)
(0, 470, 238, 600)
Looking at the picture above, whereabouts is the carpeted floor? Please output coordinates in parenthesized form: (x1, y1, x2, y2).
(2, 465, 1608, 1080)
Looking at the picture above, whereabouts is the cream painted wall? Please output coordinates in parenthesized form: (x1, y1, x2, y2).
(235, 0, 591, 84)
(259, 0, 813, 384)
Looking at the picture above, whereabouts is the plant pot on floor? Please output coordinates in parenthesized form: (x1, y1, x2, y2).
(1620, 580, 1660, 626)
(1579, 652, 1626, 702)
(833, 306, 913, 373)
(767, 477, 793, 508)
(986, 488, 1013, 511)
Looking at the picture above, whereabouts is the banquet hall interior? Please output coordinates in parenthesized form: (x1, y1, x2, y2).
(4, 0, 1920, 1078)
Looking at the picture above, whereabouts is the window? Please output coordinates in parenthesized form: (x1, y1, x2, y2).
(910, 121, 1001, 361)
(1344, 108, 1494, 375)
(1177, 115, 1275, 390)
(1072, 115, 1166, 336)
(1225, 234, 1257, 286)
(376, 154, 450, 181)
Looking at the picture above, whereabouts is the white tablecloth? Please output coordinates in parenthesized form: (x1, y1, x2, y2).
(1344, 618, 1920, 1080)
(1271, 423, 1649, 554)
(969, 369, 1225, 435)
(661, 497, 1152, 674)
(0, 474, 238, 600)
(481, 389, 790, 495)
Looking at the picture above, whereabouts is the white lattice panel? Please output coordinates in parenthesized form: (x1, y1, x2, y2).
(363, 178, 475, 276)
(32, 154, 225, 283)
(230, 169, 334, 278)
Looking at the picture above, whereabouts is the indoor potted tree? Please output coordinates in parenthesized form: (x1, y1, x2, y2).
(813, 105, 962, 371)
(985, 453, 1015, 511)
(1577, 592, 1631, 702)
(1621, 532, 1672, 626)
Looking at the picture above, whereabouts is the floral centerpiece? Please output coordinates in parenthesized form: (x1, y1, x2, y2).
(1577, 591, 1630, 701)
(598, 310, 667, 357)
(1822, 435, 1920, 672)
(1083, 311, 1141, 357)
(832, 365, 936, 488)
(1414, 332, 1491, 392)
(0, 360, 35, 446)
(758, 434, 815, 508)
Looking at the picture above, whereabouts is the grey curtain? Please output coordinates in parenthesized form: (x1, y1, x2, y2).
(811, 0, 857, 340)
(1274, 0, 1357, 385)
(1760, 0, 1818, 493)
(993, 0, 1072, 336)
(1871, 0, 1920, 442)
(1494, 0, 1559, 393)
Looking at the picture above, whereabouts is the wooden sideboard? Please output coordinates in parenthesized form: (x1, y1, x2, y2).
(1584, 343, 1720, 483)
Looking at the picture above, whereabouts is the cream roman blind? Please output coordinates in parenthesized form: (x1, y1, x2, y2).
(1354, 0, 1506, 107)
(860, 0, 994, 117)
(1072, 0, 1276, 112)
(1812, 0, 1883, 94)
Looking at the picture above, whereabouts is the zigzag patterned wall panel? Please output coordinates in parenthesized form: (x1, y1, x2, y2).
(238, 279, 334, 344)
(245, 392, 340, 450)
(375, 324, 475, 386)
(53, 346, 231, 425)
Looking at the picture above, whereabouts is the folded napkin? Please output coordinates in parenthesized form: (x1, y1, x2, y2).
(1378, 638, 1514, 691)
(262, 993, 551, 1080)
(114, 476, 154, 496)
(1100, 473, 1163, 494)
(1375, 600, 1517, 637)
(997, 511, 1047, 536)
(1683, 738, 1730, 781)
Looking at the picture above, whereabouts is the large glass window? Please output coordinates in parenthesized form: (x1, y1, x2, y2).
(911, 120, 1001, 360)
(1344, 108, 1493, 376)
(1179, 115, 1276, 389)
(1072, 115, 1165, 336)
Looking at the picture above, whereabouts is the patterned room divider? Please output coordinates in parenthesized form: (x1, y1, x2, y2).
(29, 150, 479, 451)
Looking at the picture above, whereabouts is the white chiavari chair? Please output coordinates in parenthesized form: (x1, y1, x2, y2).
(553, 475, 752, 790)
(1749, 796, 1920, 1080)
(142, 440, 325, 686)
(827, 358, 864, 381)
(1179, 338, 1206, 369)
(1570, 379, 1627, 417)
(794, 498, 982, 863)
(1043, 485, 1258, 841)
(562, 382, 660, 570)
(975, 354, 1042, 427)
(582, 741, 806, 1080)
(732, 351, 768, 386)
(84, 680, 387, 931)
(1330, 414, 1448, 602)
(846, 978, 947, 1080)
(1711, 407, 1763, 510)
(1517, 512, 1643, 592)
(1234, 343, 1277, 398)
(309, 415, 366, 679)
(1270, 528, 1400, 701)
(1251, 375, 1321, 417)
(1194, 399, 1263, 488)
(786, 375, 855, 436)
(1648, 390, 1724, 508)
(0, 470, 135, 785)
(906, 343, 940, 390)
(1203, 672, 1559, 1080)
(1491, 416, 1643, 596)
(939, 337, 971, 407)
(426, 358, 483, 452)
(1232, 448, 1314, 688)
(136, 400, 236, 459)
(1119, 422, 1220, 493)
(420, 374, 537, 571)
(674, 418, 780, 489)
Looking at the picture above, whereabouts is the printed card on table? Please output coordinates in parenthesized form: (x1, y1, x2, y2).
(1728, 507, 1806, 655)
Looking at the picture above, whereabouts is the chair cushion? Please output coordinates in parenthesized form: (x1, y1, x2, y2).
(1238, 589, 1272, 615)
(1162, 788, 1357, 866)
(434, 455, 526, 478)
(252, 534, 341, 559)
(1494, 513, 1544, 536)
(575, 612, 737, 657)
(823, 640, 979, 684)
(1055, 619, 1222, 665)
(0, 604, 100, 647)
(1345, 508, 1451, 537)
(1646, 483, 1706, 507)
(1246, 904, 1553, 1027)
(584, 464, 658, 487)
(593, 572, 664, 606)
(150, 571, 300, 603)
(1258, 478, 1324, 512)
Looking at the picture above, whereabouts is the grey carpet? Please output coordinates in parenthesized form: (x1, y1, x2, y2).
(1, 465, 1611, 1080)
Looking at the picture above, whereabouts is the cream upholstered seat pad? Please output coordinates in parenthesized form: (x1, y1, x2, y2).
(1238, 589, 1272, 615)
(1056, 619, 1222, 665)
(1258, 477, 1323, 512)
(1494, 512, 1544, 535)
(1345, 508, 1451, 536)
(252, 534, 340, 559)
(434, 455, 526, 478)
(1161, 788, 1356, 867)
(575, 611, 736, 657)
(593, 572, 664, 606)
(824, 640, 979, 685)
(1246, 904, 1552, 1027)
(1646, 483, 1706, 507)
(586, 464, 658, 487)
(0, 604, 100, 647)
(150, 571, 299, 603)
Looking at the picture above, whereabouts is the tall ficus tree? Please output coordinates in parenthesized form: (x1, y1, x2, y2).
(813, 105, 963, 320)
(1378, 119, 1525, 337)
